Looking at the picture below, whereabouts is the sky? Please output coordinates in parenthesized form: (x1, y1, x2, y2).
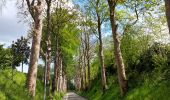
(0, 0, 75, 48)
(0, 0, 29, 73)
(0, 0, 74, 73)
(0, 0, 28, 47)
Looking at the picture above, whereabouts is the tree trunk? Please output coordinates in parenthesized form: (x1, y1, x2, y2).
(82, 39, 87, 90)
(108, 0, 128, 96)
(45, 0, 52, 96)
(84, 63, 87, 90)
(85, 31, 91, 89)
(44, 53, 47, 100)
(26, 0, 44, 97)
(63, 75, 67, 92)
(87, 52, 90, 89)
(58, 56, 63, 92)
(78, 45, 82, 91)
(22, 61, 23, 73)
(165, 0, 170, 34)
(97, 13, 107, 92)
(52, 46, 59, 93)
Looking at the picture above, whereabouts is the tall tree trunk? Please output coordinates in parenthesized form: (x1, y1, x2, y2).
(63, 75, 67, 92)
(79, 34, 83, 91)
(44, 53, 47, 100)
(165, 0, 170, 34)
(87, 51, 90, 89)
(83, 39, 87, 90)
(52, 2, 60, 93)
(108, 0, 128, 96)
(59, 57, 63, 92)
(52, 44, 59, 93)
(78, 46, 82, 91)
(45, 0, 52, 96)
(97, 13, 107, 92)
(85, 31, 91, 89)
(26, 2, 44, 97)
(81, 55, 85, 90)
(84, 63, 87, 90)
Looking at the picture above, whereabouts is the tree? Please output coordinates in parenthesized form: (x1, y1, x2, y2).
(0, 45, 12, 69)
(0, 0, 5, 13)
(44, 0, 52, 97)
(79, 18, 95, 89)
(85, 28, 91, 89)
(25, 0, 45, 97)
(84, 0, 108, 92)
(165, 0, 170, 34)
(11, 36, 30, 72)
(41, 4, 80, 93)
(108, 0, 127, 96)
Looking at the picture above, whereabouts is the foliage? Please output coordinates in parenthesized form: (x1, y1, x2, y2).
(37, 64, 44, 81)
(50, 8, 80, 77)
(53, 92, 65, 100)
(0, 69, 64, 100)
(0, 45, 12, 69)
(11, 36, 30, 69)
(79, 24, 170, 99)
(1, 0, 170, 99)
(79, 42, 170, 99)
(0, 69, 30, 100)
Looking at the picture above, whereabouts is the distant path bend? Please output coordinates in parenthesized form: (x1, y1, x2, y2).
(63, 92, 87, 100)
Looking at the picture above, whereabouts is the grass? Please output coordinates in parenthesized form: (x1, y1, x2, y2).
(79, 74, 170, 100)
(79, 75, 121, 100)
(125, 82, 170, 100)
(0, 69, 30, 100)
(0, 69, 64, 100)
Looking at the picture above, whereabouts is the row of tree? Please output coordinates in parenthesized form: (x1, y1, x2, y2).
(74, 0, 170, 97)
(1, 0, 170, 98)
(24, 0, 80, 98)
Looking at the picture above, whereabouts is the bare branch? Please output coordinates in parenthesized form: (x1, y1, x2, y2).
(131, 3, 139, 25)
(26, 0, 31, 9)
(31, 0, 35, 6)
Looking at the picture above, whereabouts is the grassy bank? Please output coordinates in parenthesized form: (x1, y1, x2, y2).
(0, 69, 64, 100)
(79, 75, 170, 100)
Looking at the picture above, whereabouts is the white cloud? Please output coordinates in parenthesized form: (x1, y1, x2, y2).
(0, 0, 28, 47)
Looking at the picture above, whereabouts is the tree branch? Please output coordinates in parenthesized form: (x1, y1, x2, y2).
(31, 0, 35, 6)
(26, 0, 31, 10)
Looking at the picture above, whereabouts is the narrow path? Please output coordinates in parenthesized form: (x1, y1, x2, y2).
(63, 92, 87, 100)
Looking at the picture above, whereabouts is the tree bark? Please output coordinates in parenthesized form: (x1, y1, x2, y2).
(45, 0, 52, 95)
(87, 44, 90, 89)
(78, 46, 82, 91)
(165, 0, 170, 34)
(82, 37, 87, 90)
(26, 0, 44, 97)
(52, 45, 59, 93)
(57, 55, 62, 92)
(85, 31, 91, 89)
(81, 44, 85, 90)
(44, 52, 47, 99)
(58, 57, 63, 92)
(108, 0, 128, 96)
(22, 61, 23, 73)
(97, 13, 107, 92)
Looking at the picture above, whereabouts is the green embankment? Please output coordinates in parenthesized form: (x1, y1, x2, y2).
(79, 75, 170, 100)
(0, 69, 64, 100)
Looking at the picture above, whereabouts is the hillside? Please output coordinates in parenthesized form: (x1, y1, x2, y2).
(79, 73, 170, 100)
(0, 69, 64, 100)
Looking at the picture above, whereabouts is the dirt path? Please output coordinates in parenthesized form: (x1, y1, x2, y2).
(63, 92, 87, 100)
